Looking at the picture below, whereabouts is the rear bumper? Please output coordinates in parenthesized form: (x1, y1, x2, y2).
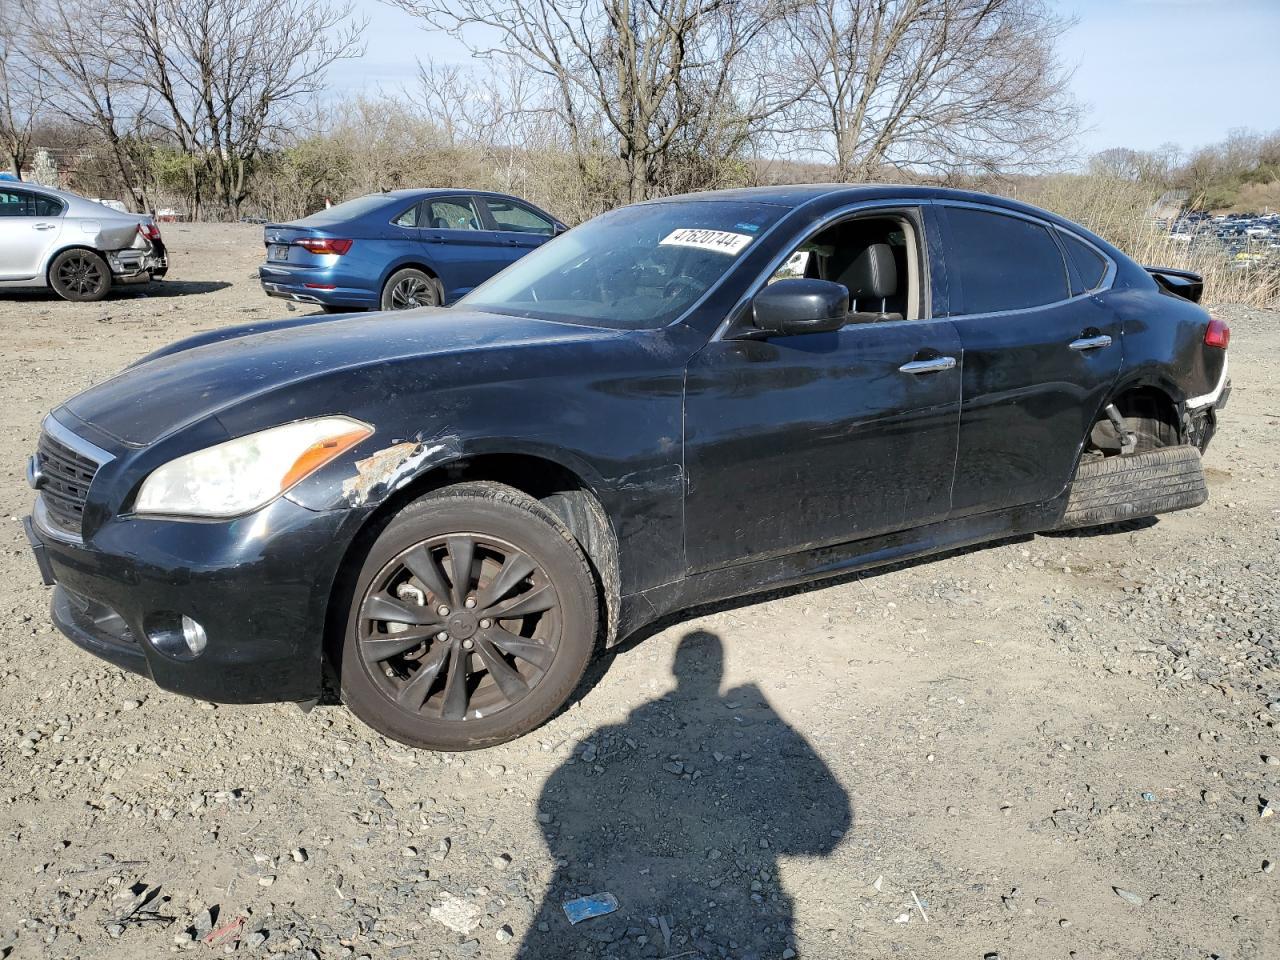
(26, 496, 358, 704)
(259, 265, 375, 309)
(108, 241, 168, 284)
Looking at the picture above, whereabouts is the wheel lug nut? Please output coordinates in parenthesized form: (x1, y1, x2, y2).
(479, 618, 492, 629)
(438, 605, 451, 616)
(462, 638, 474, 650)
(435, 631, 449, 642)
(465, 597, 477, 609)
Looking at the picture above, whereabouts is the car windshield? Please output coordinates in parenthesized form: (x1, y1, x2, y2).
(460, 201, 785, 329)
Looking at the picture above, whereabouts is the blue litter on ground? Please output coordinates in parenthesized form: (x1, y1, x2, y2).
(563, 893, 619, 924)
(1141, 792, 1156, 802)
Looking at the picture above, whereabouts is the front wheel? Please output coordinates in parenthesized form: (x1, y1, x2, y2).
(380, 268, 441, 311)
(339, 482, 599, 750)
(49, 249, 112, 302)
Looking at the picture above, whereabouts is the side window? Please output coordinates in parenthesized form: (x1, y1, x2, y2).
(486, 198, 555, 236)
(765, 213, 922, 321)
(943, 207, 1069, 314)
(393, 202, 419, 228)
(424, 198, 482, 231)
(1059, 230, 1108, 292)
(32, 194, 63, 217)
(0, 190, 64, 217)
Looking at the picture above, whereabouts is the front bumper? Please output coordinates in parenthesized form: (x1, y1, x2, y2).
(26, 496, 358, 704)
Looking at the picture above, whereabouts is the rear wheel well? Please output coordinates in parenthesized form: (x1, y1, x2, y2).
(325, 454, 620, 674)
(1087, 386, 1182, 456)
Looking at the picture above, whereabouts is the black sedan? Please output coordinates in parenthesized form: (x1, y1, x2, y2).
(25, 185, 1230, 750)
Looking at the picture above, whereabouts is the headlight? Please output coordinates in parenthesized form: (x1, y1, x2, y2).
(134, 416, 373, 518)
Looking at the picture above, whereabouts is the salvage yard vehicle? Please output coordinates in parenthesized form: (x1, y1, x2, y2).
(0, 184, 167, 302)
(258, 188, 566, 312)
(25, 185, 1230, 750)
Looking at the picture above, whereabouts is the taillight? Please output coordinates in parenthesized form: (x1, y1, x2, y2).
(1204, 317, 1230, 349)
(296, 237, 353, 256)
(137, 222, 162, 242)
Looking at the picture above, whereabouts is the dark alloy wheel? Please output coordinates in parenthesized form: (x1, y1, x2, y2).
(340, 482, 598, 750)
(381, 268, 441, 311)
(49, 249, 112, 302)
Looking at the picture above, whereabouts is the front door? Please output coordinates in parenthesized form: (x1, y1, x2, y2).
(417, 195, 511, 297)
(934, 203, 1123, 516)
(683, 207, 962, 572)
(478, 196, 557, 271)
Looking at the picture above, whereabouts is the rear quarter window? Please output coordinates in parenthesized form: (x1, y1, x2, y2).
(1059, 230, 1109, 292)
(942, 206, 1069, 315)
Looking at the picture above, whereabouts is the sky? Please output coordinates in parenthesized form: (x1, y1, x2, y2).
(332, 0, 1280, 162)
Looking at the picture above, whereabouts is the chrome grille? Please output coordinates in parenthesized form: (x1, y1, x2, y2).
(36, 429, 101, 537)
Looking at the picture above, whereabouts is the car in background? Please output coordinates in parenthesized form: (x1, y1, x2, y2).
(0, 183, 167, 302)
(258, 189, 566, 312)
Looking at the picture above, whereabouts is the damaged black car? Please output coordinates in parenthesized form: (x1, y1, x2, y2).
(25, 185, 1230, 750)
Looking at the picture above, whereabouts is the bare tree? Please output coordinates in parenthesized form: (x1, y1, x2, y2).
(117, 0, 364, 217)
(20, 0, 156, 206)
(0, 0, 49, 177)
(391, 0, 801, 204)
(783, 0, 1080, 181)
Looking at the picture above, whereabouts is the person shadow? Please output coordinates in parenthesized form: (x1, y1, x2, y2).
(518, 630, 852, 959)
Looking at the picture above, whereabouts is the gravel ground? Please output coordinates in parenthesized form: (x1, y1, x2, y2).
(0, 223, 1276, 960)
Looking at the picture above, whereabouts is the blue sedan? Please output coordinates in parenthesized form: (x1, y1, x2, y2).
(258, 189, 566, 312)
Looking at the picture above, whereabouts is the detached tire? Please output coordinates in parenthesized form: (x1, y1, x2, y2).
(1056, 445, 1208, 531)
(49, 249, 112, 302)
(381, 268, 441, 310)
(340, 482, 598, 750)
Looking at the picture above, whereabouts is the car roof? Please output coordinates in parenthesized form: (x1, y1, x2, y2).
(648, 182, 1077, 217)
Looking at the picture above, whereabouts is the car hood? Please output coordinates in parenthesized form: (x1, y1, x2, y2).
(59, 308, 620, 447)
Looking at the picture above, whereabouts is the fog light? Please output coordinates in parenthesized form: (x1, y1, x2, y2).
(181, 615, 208, 656)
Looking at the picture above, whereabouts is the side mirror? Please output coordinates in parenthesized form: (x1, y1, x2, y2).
(752, 278, 849, 336)
(552, 223, 568, 237)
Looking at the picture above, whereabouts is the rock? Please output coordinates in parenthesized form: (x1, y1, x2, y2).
(1113, 887, 1144, 906)
(258, 875, 276, 887)
(433, 838, 451, 861)
(246, 930, 268, 950)
(430, 893, 482, 934)
(492, 853, 512, 870)
(1261, 860, 1273, 874)
(495, 925, 514, 943)
(1202, 789, 1221, 804)
(663, 761, 684, 775)
(1264, 755, 1280, 767)
(291, 848, 308, 863)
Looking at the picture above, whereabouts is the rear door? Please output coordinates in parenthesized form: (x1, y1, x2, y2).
(477, 196, 559, 270)
(935, 203, 1122, 517)
(0, 188, 65, 280)
(417, 195, 511, 297)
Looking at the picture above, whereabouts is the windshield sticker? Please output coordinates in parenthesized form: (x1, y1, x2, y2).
(660, 228, 754, 256)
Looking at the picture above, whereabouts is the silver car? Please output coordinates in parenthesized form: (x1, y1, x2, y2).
(0, 182, 167, 302)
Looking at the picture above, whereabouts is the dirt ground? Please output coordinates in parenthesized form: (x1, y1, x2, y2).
(0, 223, 1276, 960)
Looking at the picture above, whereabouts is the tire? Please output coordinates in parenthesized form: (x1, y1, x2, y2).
(49, 249, 112, 302)
(320, 305, 356, 314)
(339, 481, 599, 750)
(380, 268, 441, 311)
(1056, 445, 1208, 531)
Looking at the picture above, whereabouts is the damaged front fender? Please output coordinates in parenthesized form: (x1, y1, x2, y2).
(285, 433, 463, 512)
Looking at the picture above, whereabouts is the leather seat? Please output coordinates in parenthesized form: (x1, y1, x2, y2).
(834, 243, 902, 318)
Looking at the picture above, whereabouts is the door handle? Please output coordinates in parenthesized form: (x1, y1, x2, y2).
(423, 234, 445, 243)
(1068, 334, 1112, 351)
(32, 222, 55, 231)
(898, 356, 957, 375)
